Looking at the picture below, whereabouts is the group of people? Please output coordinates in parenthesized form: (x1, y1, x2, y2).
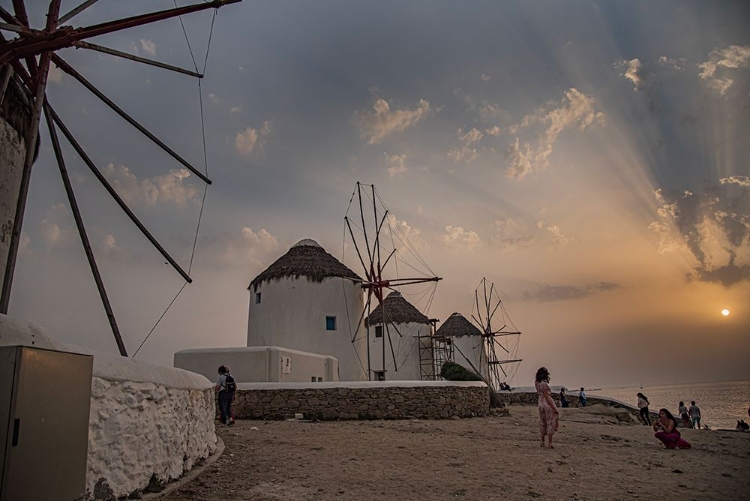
(638, 394, 702, 430)
(557, 386, 586, 408)
(536, 367, 694, 450)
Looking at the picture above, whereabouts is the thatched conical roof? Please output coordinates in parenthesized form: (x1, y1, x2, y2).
(435, 312, 482, 338)
(249, 239, 361, 290)
(365, 291, 430, 327)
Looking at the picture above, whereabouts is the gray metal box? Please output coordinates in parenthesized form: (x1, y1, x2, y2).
(0, 346, 93, 501)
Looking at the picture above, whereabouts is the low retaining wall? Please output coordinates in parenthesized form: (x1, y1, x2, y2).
(83, 353, 217, 501)
(233, 381, 489, 420)
(496, 391, 657, 422)
(0, 315, 218, 501)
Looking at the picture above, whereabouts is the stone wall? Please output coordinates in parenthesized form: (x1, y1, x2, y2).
(0, 315, 218, 501)
(496, 391, 657, 422)
(232, 381, 489, 420)
(86, 375, 216, 500)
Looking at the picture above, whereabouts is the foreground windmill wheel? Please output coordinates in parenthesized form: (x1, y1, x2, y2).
(468, 277, 522, 390)
(0, 0, 241, 355)
(343, 182, 441, 380)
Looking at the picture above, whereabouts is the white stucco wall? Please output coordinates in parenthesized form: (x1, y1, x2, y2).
(368, 321, 432, 381)
(174, 345, 338, 383)
(0, 117, 26, 294)
(452, 334, 488, 379)
(247, 276, 367, 381)
(0, 314, 218, 500)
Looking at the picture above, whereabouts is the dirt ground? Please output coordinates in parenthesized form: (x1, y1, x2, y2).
(161, 405, 750, 501)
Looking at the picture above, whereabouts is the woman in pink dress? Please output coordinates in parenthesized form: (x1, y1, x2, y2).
(535, 367, 560, 448)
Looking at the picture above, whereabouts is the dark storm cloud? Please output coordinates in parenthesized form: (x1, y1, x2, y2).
(653, 180, 750, 287)
(523, 282, 621, 302)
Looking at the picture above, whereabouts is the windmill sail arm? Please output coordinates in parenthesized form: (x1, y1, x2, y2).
(488, 359, 523, 364)
(0, 0, 241, 65)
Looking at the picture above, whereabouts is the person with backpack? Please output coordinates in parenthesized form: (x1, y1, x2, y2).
(215, 365, 236, 426)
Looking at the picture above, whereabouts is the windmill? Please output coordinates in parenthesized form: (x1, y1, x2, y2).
(466, 277, 522, 390)
(0, 0, 241, 356)
(343, 182, 441, 380)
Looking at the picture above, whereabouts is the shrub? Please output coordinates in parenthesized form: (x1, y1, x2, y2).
(440, 361, 482, 381)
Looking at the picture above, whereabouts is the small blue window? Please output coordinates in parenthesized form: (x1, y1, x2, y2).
(326, 316, 337, 331)
(255, 292, 261, 304)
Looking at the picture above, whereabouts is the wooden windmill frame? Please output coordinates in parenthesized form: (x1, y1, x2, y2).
(344, 182, 441, 380)
(0, 0, 241, 356)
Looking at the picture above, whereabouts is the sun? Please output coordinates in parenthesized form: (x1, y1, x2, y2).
(721, 309, 730, 317)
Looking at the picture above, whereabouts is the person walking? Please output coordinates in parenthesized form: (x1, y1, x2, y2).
(637, 392, 651, 425)
(578, 387, 587, 407)
(535, 367, 560, 449)
(678, 401, 690, 427)
(215, 365, 236, 426)
(688, 401, 701, 429)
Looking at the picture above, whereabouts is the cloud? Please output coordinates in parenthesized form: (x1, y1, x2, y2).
(523, 282, 621, 302)
(536, 219, 569, 246)
(197, 227, 280, 269)
(658, 56, 686, 71)
(139, 39, 156, 57)
(234, 121, 272, 156)
(235, 128, 259, 155)
(229, 106, 242, 114)
(491, 217, 534, 251)
(504, 88, 604, 180)
(485, 126, 501, 137)
(650, 184, 750, 287)
(720, 175, 750, 187)
(354, 98, 430, 144)
(698, 45, 750, 96)
(481, 73, 491, 82)
(440, 225, 481, 249)
(448, 128, 483, 163)
(385, 153, 408, 177)
(103, 164, 199, 208)
(208, 93, 222, 105)
(384, 215, 426, 251)
(619, 58, 657, 95)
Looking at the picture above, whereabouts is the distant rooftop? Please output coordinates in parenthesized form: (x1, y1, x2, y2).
(249, 238, 361, 290)
(365, 291, 430, 327)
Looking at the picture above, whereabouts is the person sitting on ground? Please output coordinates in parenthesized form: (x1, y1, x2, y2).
(637, 392, 651, 425)
(688, 400, 701, 429)
(653, 408, 691, 449)
(578, 387, 587, 407)
(678, 401, 690, 427)
(559, 387, 569, 408)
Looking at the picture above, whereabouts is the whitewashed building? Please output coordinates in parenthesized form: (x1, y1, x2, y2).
(435, 312, 487, 379)
(365, 291, 432, 381)
(246, 239, 367, 381)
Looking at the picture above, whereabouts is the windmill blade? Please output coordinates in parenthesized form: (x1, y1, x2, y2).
(345, 216, 371, 281)
(73, 41, 203, 78)
(492, 336, 511, 354)
(382, 306, 399, 372)
(356, 182, 374, 266)
(350, 290, 373, 343)
(44, 101, 127, 357)
(46, 103, 192, 283)
(51, 54, 212, 185)
(59, 0, 100, 25)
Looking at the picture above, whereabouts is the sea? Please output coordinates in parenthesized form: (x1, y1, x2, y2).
(588, 379, 750, 431)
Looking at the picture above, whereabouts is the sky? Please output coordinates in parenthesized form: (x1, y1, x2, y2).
(5, 0, 750, 388)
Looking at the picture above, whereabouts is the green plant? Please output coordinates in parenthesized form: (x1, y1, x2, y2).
(440, 362, 482, 381)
